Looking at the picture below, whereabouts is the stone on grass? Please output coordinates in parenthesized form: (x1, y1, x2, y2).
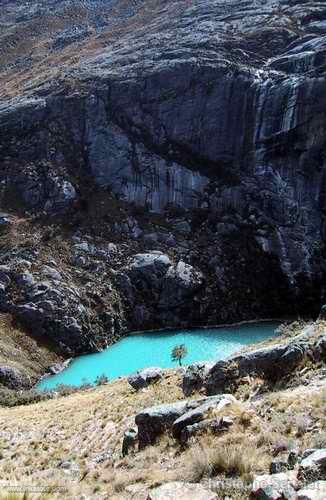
(172, 394, 235, 439)
(128, 367, 163, 390)
(147, 481, 218, 500)
(135, 395, 236, 448)
(122, 428, 138, 456)
(180, 416, 234, 443)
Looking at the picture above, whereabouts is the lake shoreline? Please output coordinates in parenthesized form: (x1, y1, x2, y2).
(126, 317, 294, 336)
(36, 319, 290, 391)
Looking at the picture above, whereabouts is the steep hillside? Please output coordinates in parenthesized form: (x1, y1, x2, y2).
(0, 1, 325, 379)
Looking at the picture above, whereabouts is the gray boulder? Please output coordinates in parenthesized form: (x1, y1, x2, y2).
(123, 252, 172, 300)
(136, 400, 189, 449)
(135, 395, 235, 448)
(204, 341, 306, 395)
(128, 367, 163, 391)
(180, 416, 234, 443)
(119, 252, 204, 328)
(182, 361, 214, 396)
(159, 261, 203, 309)
(129, 253, 172, 279)
(172, 394, 235, 439)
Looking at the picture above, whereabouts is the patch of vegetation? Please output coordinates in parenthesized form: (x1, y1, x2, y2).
(171, 344, 188, 366)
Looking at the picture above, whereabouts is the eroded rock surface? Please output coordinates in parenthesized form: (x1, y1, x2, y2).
(184, 329, 326, 395)
(135, 394, 235, 448)
(0, 0, 326, 367)
(128, 367, 163, 391)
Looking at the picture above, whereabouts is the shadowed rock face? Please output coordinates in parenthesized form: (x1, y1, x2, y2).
(0, 0, 325, 341)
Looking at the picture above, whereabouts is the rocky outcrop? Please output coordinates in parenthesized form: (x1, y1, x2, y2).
(117, 252, 204, 328)
(0, 0, 325, 328)
(0, 259, 116, 355)
(128, 367, 163, 391)
(179, 415, 234, 444)
(205, 342, 306, 395)
(183, 330, 326, 395)
(171, 394, 235, 439)
(135, 394, 235, 448)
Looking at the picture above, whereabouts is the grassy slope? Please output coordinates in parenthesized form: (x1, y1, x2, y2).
(0, 314, 62, 386)
(0, 336, 324, 499)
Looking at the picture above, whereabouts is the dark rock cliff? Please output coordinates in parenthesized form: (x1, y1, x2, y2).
(0, 0, 325, 359)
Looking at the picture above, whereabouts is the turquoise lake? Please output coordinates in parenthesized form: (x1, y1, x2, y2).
(37, 322, 280, 390)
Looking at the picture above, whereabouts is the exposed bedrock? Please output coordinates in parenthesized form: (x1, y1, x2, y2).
(0, 0, 326, 339)
(183, 325, 326, 396)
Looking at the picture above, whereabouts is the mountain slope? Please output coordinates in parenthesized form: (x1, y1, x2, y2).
(0, 1, 325, 377)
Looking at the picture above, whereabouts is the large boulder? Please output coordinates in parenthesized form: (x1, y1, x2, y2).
(179, 416, 234, 444)
(135, 400, 189, 449)
(172, 394, 235, 439)
(128, 367, 163, 391)
(199, 341, 307, 395)
(135, 395, 235, 448)
(147, 481, 218, 500)
(128, 253, 172, 289)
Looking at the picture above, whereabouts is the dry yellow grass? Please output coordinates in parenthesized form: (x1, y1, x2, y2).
(0, 371, 323, 498)
(0, 313, 323, 498)
(0, 372, 184, 498)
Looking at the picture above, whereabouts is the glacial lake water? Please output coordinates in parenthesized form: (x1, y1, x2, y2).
(37, 321, 280, 391)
